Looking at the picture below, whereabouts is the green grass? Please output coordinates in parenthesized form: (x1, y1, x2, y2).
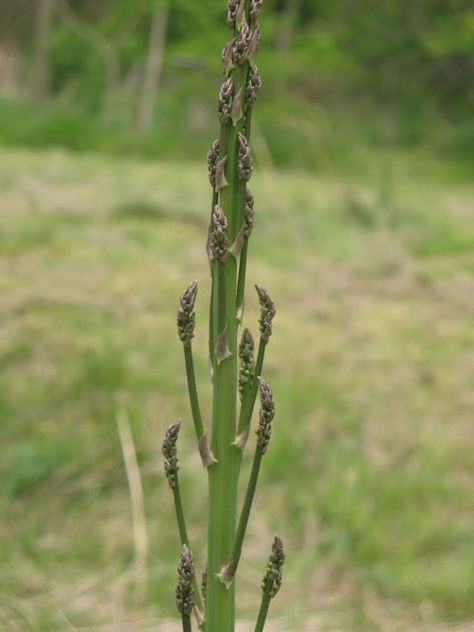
(1, 146, 473, 631)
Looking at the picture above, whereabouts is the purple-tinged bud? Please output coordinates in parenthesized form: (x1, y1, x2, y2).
(246, 64, 262, 107)
(256, 377, 275, 453)
(207, 139, 220, 188)
(239, 328, 255, 400)
(255, 284, 276, 343)
(176, 544, 195, 616)
(177, 281, 198, 347)
(233, 24, 252, 64)
(244, 187, 255, 237)
(218, 77, 234, 123)
(250, 0, 263, 22)
(237, 132, 252, 181)
(227, 0, 239, 27)
(228, 0, 246, 29)
(215, 155, 228, 190)
(162, 421, 181, 489)
(248, 26, 261, 60)
(222, 39, 235, 75)
(211, 205, 228, 262)
(262, 536, 285, 598)
(231, 87, 244, 125)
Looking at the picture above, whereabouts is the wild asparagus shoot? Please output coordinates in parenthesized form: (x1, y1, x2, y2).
(163, 2, 286, 629)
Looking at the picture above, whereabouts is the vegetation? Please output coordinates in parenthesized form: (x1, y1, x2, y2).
(0, 0, 472, 165)
(1, 145, 473, 630)
(1, 1, 473, 630)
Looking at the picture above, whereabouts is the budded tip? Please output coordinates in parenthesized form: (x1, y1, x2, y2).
(177, 282, 198, 347)
(162, 421, 181, 488)
(176, 544, 195, 615)
(262, 536, 285, 598)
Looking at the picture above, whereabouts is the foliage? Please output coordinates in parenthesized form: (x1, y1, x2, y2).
(0, 0, 472, 160)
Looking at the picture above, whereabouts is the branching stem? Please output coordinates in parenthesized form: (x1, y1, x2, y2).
(254, 583, 272, 632)
(220, 445, 263, 585)
(172, 477, 205, 625)
(235, 239, 248, 322)
(184, 346, 205, 441)
(182, 615, 192, 632)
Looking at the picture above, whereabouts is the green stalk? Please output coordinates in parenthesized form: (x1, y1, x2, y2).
(183, 347, 204, 439)
(209, 277, 215, 373)
(223, 445, 263, 583)
(236, 69, 260, 323)
(172, 482, 189, 547)
(222, 125, 240, 239)
(219, 377, 274, 586)
(254, 583, 272, 632)
(182, 615, 192, 632)
(206, 4, 258, 628)
(207, 253, 239, 630)
(184, 345, 215, 467)
(207, 160, 219, 367)
(235, 240, 248, 322)
(234, 225, 249, 328)
(171, 2, 285, 630)
(178, 282, 215, 467)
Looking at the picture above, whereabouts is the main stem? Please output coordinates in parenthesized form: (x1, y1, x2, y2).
(254, 584, 272, 632)
(207, 3, 258, 628)
(207, 258, 239, 630)
(182, 615, 192, 632)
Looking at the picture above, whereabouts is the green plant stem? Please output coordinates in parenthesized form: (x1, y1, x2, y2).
(207, 256, 239, 631)
(254, 583, 272, 632)
(221, 131, 240, 237)
(206, 3, 258, 628)
(182, 614, 193, 632)
(184, 346, 205, 442)
(217, 263, 226, 333)
(222, 444, 263, 583)
(184, 343, 215, 468)
(235, 239, 248, 322)
(208, 190, 218, 366)
(235, 103, 256, 324)
(209, 276, 214, 371)
(207, 50, 249, 632)
(172, 482, 189, 546)
(245, 107, 253, 138)
(172, 477, 205, 624)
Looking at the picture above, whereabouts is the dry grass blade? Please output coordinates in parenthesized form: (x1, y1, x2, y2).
(116, 408, 149, 604)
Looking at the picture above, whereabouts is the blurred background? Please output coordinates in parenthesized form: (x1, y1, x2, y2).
(1, 1, 473, 630)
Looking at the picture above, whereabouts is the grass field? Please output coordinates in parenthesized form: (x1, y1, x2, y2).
(1, 146, 473, 631)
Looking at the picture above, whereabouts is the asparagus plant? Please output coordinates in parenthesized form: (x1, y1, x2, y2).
(164, 1, 285, 629)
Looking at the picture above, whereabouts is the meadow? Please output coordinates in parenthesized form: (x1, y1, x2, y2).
(1, 145, 473, 631)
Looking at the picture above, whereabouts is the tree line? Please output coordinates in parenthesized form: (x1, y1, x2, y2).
(0, 0, 472, 145)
